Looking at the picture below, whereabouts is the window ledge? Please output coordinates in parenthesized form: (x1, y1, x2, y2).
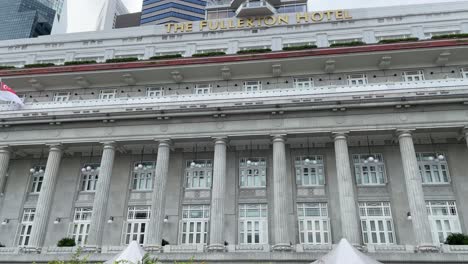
(357, 184, 387, 187)
(422, 183, 451, 187)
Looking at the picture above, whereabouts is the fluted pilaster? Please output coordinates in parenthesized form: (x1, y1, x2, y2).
(208, 137, 228, 251)
(0, 146, 11, 196)
(29, 144, 63, 249)
(397, 130, 434, 246)
(333, 133, 361, 245)
(272, 135, 291, 251)
(87, 142, 116, 248)
(145, 140, 171, 250)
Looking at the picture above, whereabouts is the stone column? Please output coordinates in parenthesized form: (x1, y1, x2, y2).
(87, 142, 116, 249)
(208, 137, 228, 251)
(0, 146, 11, 196)
(28, 144, 63, 250)
(145, 140, 171, 251)
(272, 135, 291, 251)
(464, 128, 468, 149)
(333, 133, 361, 245)
(397, 130, 434, 247)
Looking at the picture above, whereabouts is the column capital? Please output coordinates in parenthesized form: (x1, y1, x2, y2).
(47, 143, 63, 152)
(101, 141, 116, 149)
(396, 129, 415, 139)
(156, 139, 172, 147)
(332, 131, 349, 140)
(212, 137, 228, 145)
(463, 126, 468, 135)
(0, 146, 10, 153)
(271, 134, 287, 142)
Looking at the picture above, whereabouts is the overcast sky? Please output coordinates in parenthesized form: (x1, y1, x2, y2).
(67, 0, 466, 32)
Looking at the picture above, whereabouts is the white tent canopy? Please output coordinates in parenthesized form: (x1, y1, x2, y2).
(311, 239, 383, 264)
(104, 241, 146, 264)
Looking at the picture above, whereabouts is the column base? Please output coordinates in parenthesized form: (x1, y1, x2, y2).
(416, 244, 440, 253)
(144, 245, 163, 252)
(206, 244, 227, 252)
(272, 243, 293, 252)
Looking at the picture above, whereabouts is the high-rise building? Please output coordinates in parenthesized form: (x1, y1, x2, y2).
(140, 0, 207, 25)
(0, 0, 56, 41)
(96, 0, 129, 31)
(37, 0, 65, 16)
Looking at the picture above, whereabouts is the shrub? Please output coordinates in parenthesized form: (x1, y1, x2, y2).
(282, 44, 317, 51)
(0, 66, 15, 70)
(149, 54, 182, 60)
(57, 237, 76, 247)
(329, 41, 366, 47)
(23, 63, 55, 68)
(192, 51, 226, 57)
(378, 37, 419, 44)
(432, 33, 468, 40)
(64, 60, 97, 66)
(237, 48, 272, 54)
(105, 57, 139, 63)
(445, 233, 468, 245)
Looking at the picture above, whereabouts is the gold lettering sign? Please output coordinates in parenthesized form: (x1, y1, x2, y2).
(165, 10, 352, 34)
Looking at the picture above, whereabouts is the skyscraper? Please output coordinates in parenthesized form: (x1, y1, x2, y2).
(140, 0, 207, 25)
(0, 0, 56, 41)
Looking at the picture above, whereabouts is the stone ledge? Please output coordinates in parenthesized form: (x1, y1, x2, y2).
(441, 244, 468, 253)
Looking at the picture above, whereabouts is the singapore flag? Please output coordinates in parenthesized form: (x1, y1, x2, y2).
(0, 80, 24, 106)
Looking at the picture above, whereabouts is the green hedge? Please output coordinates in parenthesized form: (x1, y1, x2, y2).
(192, 51, 226, 57)
(283, 45, 317, 51)
(0, 66, 15, 70)
(23, 63, 55, 68)
(105, 57, 139, 63)
(446, 233, 468, 245)
(330, 41, 366, 48)
(64, 60, 97, 66)
(431, 33, 468, 40)
(57, 237, 76, 247)
(149, 54, 182, 60)
(237, 48, 272, 54)
(378, 37, 419, 44)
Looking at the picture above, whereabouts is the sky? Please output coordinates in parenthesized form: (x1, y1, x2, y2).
(67, 0, 466, 32)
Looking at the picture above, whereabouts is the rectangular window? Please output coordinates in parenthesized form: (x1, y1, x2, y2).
(53, 92, 70, 102)
(30, 165, 45, 193)
(180, 205, 209, 244)
(403, 70, 425, 82)
(18, 208, 35, 246)
(427, 201, 461, 244)
(146, 87, 163, 97)
(194, 84, 211, 95)
(99, 89, 116, 100)
(353, 154, 386, 185)
(80, 164, 100, 191)
(70, 208, 92, 246)
(125, 206, 151, 245)
(359, 202, 395, 245)
(239, 157, 266, 188)
(416, 153, 450, 184)
(295, 156, 325, 186)
(185, 160, 212, 189)
(347, 74, 368, 86)
(461, 68, 468, 79)
(294, 77, 314, 89)
(239, 204, 268, 244)
(132, 161, 155, 190)
(297, 203, 330, 244)
(244, 81, 262, 92)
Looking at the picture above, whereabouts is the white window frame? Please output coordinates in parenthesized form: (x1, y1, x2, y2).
(194, 84, 212, 95)
(179, 205, 210, 245)
(426, 201, 461, 244)
(185, 160, 212, 189)
(297, 203, 330, 245)
(18, 208, 35, 246)
(293, 77, 314, 89)
(347, 74, 368, 86)
(146, 87, 163, 97)
(30, 165, 45, 193)
(80, 164, 100, 192)
(416, 153, 450, 184)
(295, 156, 325, 186)
(132, 161, 155, 191)
(99, 89, 116, 100)
(403, 70, 425, 82)
(244, 81, 262, 92)
(239, 204, 268, 245)
(124, 206, 151, 245)
(461, 68, 468, 79)
(53, 92, 70, 102)
(353, 154, 386, 185)
(359, 202, 395, 245)
(69, 207, 92, 246)
(239, 157, 266, 188)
